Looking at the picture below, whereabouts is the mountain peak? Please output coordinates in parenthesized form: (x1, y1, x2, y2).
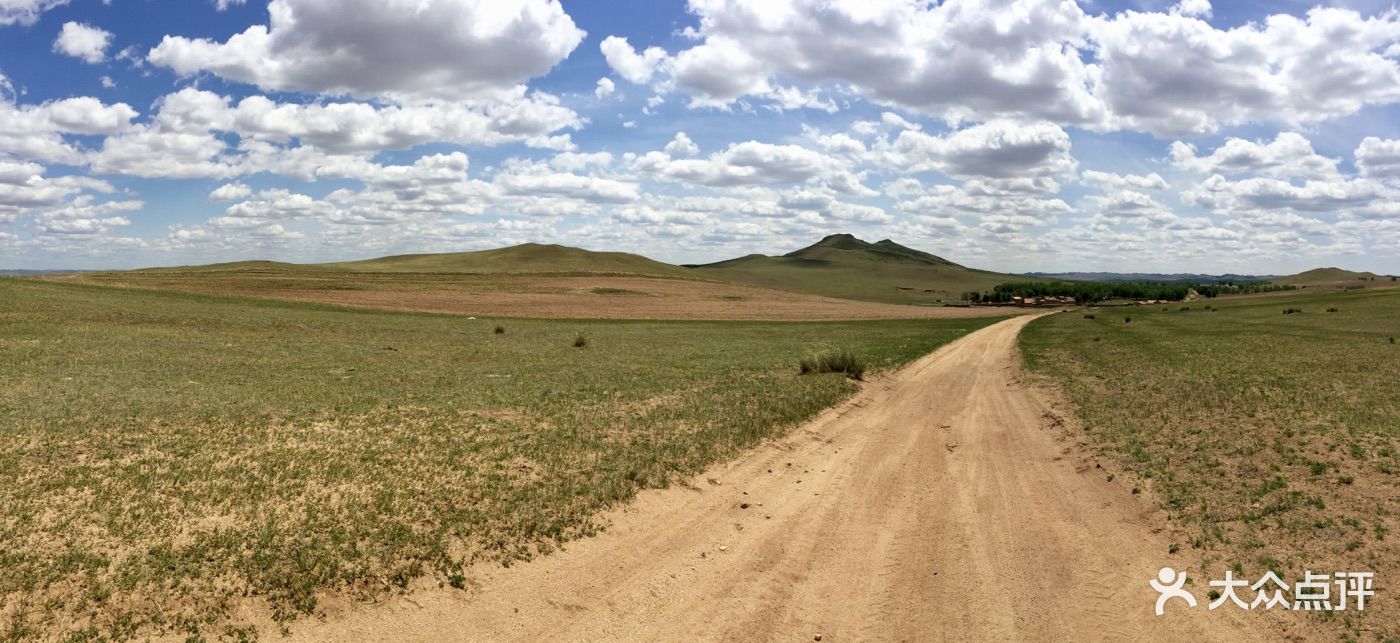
(787, 234, 961, 268)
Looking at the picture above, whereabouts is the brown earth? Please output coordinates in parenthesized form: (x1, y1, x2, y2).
(57, 271, 1023, 321)
(281, 314, 1288, 642)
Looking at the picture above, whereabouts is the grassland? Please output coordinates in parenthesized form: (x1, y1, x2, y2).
(319, 243, 697, 278)
(0, 278, 1000, 640)
(1022, 287, 1400, 639)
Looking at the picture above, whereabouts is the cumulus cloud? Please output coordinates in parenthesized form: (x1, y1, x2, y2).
(0, 0, 68, 26)
(1092, 7, 1400, 135)
(600, 36, 668, 84)
(1081, 170, 1169, 191)
(148, 0, 585, 101)
(633, 140, 867, 193)
(594, 77, 615, 99)
(599, 1, 1400, 136)
(1355, 137, 1400, 179)
(210, 183, 252, 201)
(0, 93, 138, 164)
(889, 121, 1076, 180)
(54, 22, 113, 64)
(1170, 133, 1340, 179)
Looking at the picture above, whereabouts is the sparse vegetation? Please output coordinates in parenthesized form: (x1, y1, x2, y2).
(0, 279, 999, 640)
(798, 349, 867, 380)
(1023, 288, 1400, 640)
(573, 332, 589, 347)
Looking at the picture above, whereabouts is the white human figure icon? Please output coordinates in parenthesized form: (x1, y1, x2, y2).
(1150, 566, 1198, 616)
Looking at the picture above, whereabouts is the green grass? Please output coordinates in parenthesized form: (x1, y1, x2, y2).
(319, 243, 696, 278)
(0, 278, 999, 640)
(1022, 288, 1400, 638)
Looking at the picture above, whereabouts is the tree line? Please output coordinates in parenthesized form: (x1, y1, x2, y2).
(961, 280, 1297, 304)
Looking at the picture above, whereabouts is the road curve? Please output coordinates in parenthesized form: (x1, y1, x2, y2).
(289, 314, 1267, 642)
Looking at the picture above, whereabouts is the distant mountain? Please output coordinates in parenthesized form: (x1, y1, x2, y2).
(1275, 267, 1389, 286)
(686, 234, 1012, 305)
(321, 243, 695, 277)
(1022, 271, 1278, 284)
(0, 269, 95, 276)
(142, 244, 696, 279)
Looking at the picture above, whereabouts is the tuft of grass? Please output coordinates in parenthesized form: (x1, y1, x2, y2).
(573, 332, 589, 348)
(1283, 307, 1303, 314)
(1124, 316, 1132, 323)
(494, 324, 506, 334)
(1083, 313, 1096, 319)
(798, 349, 867, 380)
(1326, 307, 1339, 313)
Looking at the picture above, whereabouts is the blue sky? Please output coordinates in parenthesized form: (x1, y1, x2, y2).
(1, 0, 1398, 273)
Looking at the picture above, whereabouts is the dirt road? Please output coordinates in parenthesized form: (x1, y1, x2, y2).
(288, 314, 1269, 642)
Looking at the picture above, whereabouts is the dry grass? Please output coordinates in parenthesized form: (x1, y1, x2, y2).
(0, 278, 1002, 640)
(1023, 289, 1400, 639)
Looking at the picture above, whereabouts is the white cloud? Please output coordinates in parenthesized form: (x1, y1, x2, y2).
(600, 36, 668, 84)
(600, 2, 1400, 136)
(1355, 137, 1400, 179)
(214, 0, 246, 9)
(210, 183, 253, 201)
(54, 22, 113, 64)
(1170, 132, 1340, 179)
(1170, 0, 1211, 19)
(889, 121, 1076, 180)
(625, 0, 1104, 122)
(1081, 170, 1169, 191)
(663, 132, 699, 157)
(1091, 7, 1400, 135)
(148, 0, 585, 101)
(594, 77, 615, 99)
(633, 140, 867, 193)
(0, 0, 68, 26)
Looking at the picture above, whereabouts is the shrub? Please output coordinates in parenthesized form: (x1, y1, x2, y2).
(1179, 307, 1190, 311)
(1124, 316, 1132, 323)
(1391, 337, 1396, 344)
(798, 349, 866, 380)
(1326, 307, 1339, 313)
(494, 324, 506, 334)
(1083, 314, 1096, 319)
(1283, 307, 1303, 315)
(573, 332, 588, 348)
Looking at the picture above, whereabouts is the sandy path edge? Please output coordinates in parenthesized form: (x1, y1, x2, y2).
(278, 313, 1292, 642)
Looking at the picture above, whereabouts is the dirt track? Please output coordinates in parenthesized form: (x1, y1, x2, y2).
(287, 314, 1269, 641)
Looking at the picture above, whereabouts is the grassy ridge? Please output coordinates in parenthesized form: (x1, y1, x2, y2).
(318, 243, 693, 278)
(0, 279, 999, 639)
(690, 234, 1013, 305)
(1022, 289, 1400, 638)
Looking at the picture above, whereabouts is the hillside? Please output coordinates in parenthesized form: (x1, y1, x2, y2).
(318, 243, 695, 278)
(687, 234, 1013, 305)
(1274, 267, 1389, 287)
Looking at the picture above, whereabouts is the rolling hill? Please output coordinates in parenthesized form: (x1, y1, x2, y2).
(686, 234, 1014, 305)
(322, 243, 696, 277)
(139, 244, 695, 279)
(1274, 267, 1389, 286)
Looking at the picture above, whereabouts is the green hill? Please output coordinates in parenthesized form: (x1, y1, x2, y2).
(1275, 267, 1387, 286)
(319, 243, 695, 278)
(686, 234, 1013, 305)
(133, 260, 319, 273)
